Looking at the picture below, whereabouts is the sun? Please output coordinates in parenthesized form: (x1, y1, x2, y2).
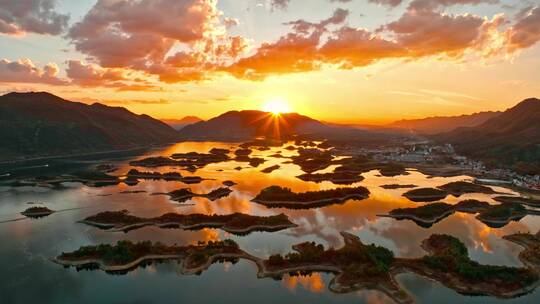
(262, 98, 291, 115)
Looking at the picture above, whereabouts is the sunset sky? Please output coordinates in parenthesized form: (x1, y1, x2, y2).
(1, 0, 539, 124)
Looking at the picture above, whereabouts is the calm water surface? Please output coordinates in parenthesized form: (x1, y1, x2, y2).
(0, 142, 539, 304)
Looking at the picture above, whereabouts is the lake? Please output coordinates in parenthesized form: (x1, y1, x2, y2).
(1, 142, 539, 304)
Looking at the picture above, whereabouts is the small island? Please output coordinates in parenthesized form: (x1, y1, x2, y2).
(378, 163, 408, 177)
(379, 202, 455, 228)
(290, 148, 334, 173)
(403, 187, 448, 202)
(234, 148, 252, 156)
(125, 169, 206, 184)
(437, 181, 497, 197)
(394, 234, 539, 298)
(476, 203, 529, 228)
(252, 185, 370, 208)
(21, 206, 55, 218)
(131, 151, 230, 170)
(381, 200, 532, 228)
(503, 230, 540, 270)
(493, 196, 540, 208)
(23, 170, 122, 188)
(155, 187, 233, 203)
(261, 164, 280, 173)
(380, 184, 417, 190)
(79, 210, 297, 234)
(222, 180, 237, 187)
(296, 172, 364, 185)
(54, 239, 244, 274)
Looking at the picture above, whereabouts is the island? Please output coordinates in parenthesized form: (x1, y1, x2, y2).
(378, 163, 408, 177)
(476, 203, 529, 228)
(252, 185, 370, 209)
(261, 164, 280, 173)
(53, 239, 244, 274)
(79, 210, 297, 234)
(235, 155, 266, 167)
(380, 184, 417, 190)
(126, 169, 183, 181)
(124, 169, 205, 184)
(493, 196, 540, 208)
(14, 170, 122, 188)
(234, 148, 252, 156)
(402, 187, 448, 202)
(380, 200, 533, 228)
(296, 172, 364, 185)
(503, 230, 540, 270)
(290, 148, 334, 173)
(394, 234, 539, 299)
(54, 232, 540, 303)
(154, 187, 233, 203)
(21, 206, 55, 218)
(437, 181, 497, 197)
(222, 180, 237, 187)
(379, 202, 455, 228)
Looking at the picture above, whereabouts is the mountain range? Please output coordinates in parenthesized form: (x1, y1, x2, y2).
(0, 92, 178, 161)
(162, 116, 203, 130)
(387, 111, 502, 134)
(434, 98, 540, 173)
(179, 110, 331, 141)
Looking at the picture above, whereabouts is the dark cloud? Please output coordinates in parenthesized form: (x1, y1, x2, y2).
(0, 0, 69, 35)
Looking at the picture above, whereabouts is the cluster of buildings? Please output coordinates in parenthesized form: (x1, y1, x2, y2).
(336, 140, 540, 191)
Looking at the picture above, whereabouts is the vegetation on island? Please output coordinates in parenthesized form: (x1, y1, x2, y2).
(58, 239, 241, 269)
(415, 234, 538, 290)
(156, 187, 233, 203)
(21, 206, 55, 218)
(55, 231, 540, 302)
(80, 210, 296, 234)
(380, 184, 417, 189)
(383, 199, 530, 228)
(261, 165, 280, 173)
(504, 231, 540, 270)
(403, 187, 448, 202)
(437, 181, 496, 197)
(493, 196, 540, 208)
(253, 185, 370, 208)
(296, 172, 364, 185)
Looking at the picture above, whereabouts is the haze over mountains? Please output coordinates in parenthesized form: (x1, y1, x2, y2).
(388, 111, 502, 134)
(162, 116, 203, 130)
(0, 92, 178, 161)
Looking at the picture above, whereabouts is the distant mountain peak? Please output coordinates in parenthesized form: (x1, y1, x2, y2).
(179, 109, 329, 141)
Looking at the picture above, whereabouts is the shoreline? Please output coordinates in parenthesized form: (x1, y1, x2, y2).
(79, 219, 297, 234)
(251, 193, 369, 208)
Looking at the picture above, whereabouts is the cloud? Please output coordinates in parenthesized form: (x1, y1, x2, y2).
(320, 26, 406, 67)
(408, 0, 500, 11)
(385, 9, 486, 57)
(67, 0, 247, 84)
(66, 60, 161, 91)
(66, 60, 127, 86)
(0, 58, 66, 85)
(506, 6, 540, 51)
(68, 0, 220, 69)
(270, 0, 290, 10)
(0, 0, 69, 35)
(368, 0, 403, 7)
